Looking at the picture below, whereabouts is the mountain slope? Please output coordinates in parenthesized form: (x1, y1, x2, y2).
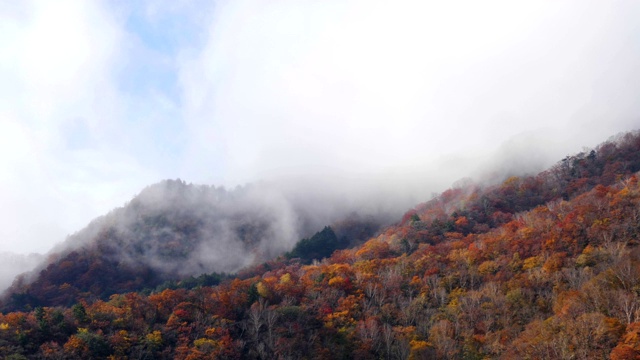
(1, 131, 640, 359)
(0, 252, 43, 293)
(2, 180, 388, 310)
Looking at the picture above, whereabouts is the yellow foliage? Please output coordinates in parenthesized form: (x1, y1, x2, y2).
(279, 273, 292, 284)
(326, 263, 352, 277)
(146, 330, 163, 346)
(523, 255, 543, 270)
(447, 288, 466, 310)
(576, 245, 598, 267)
(592, 218, 610, 228)
(0, 323, 8, 330)
(328, 276, 345, 287)
(410, 339, 430, 351)
(478, 260, 499, 275)
(324, 310, 354, 329)
(256, 282, 270, 298)
(194, 337, 218, 349)
(111, 330, 132, 355)
(205, 327, 217, 337)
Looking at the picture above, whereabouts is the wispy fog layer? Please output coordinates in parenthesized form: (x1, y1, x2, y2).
(0, 1, 639, 257)
(0, 252, 44, 292)
(39, 180, 395, 285)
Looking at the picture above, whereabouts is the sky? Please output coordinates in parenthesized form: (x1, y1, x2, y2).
(0, 0, 639, 254)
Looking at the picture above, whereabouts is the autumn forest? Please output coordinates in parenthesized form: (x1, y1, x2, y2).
(2, 131, 640, 359)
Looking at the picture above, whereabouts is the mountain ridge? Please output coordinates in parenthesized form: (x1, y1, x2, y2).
(1, 130, 640, 358)
(2, 179, 389, 311)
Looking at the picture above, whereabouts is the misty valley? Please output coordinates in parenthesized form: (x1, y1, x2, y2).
(0, 131, 638, 358)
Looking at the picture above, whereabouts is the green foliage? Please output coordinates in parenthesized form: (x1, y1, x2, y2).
(6, 355, 28, 360)
(71, 303, 88, 324)
(286, 226, 340, 263)
(151, 272, 226, 293)
(247, 283, 260, 305)
(76, 329, 112, 357)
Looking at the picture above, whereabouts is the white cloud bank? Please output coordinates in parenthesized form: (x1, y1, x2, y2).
(180, 0, 640, 186)
(0, 0, 639, 255)
(0, 1, 158, 253)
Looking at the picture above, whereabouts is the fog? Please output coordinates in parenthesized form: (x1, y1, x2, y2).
(12, 179, 395, 292)
(1, 0, 639, 272)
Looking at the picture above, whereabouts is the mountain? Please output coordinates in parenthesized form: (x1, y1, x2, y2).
(0, 131, 640, 359)
(1, 180, 388, 311)
(0, 252, 44, 293)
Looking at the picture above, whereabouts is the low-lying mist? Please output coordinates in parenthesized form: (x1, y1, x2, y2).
(3, 128, 620, 294)
(16, 178, 405, 290)
(0, 252, 44, 292)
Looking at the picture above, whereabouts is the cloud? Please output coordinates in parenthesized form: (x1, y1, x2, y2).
(0, 1, 158, 253)
(1, 0, 640, 257)
(179, 0, 640, 189)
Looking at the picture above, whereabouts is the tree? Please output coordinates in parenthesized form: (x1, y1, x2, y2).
(287, 227, 340, 263)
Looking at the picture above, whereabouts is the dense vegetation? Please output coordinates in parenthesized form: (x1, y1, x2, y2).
(1, 131, 640, 359)
(286, 226, 341, 263)
(2, 181, 385, 312)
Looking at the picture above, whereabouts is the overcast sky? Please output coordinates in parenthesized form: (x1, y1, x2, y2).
(1, 0, 639, 254)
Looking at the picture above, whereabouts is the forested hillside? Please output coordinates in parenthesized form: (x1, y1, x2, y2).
(1, 181, 384, 311)
(1, 131, 640, 359)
